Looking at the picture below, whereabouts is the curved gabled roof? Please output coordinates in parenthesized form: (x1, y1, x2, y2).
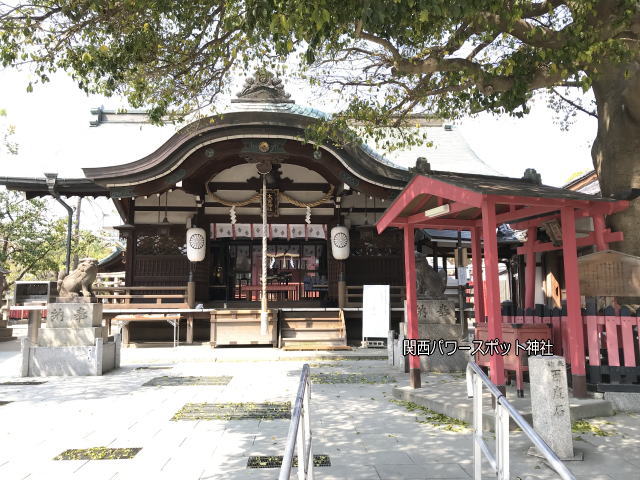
(82, 109, 413, 190)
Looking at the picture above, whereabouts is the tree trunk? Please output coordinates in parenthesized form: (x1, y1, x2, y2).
(591, 59, 640, 256)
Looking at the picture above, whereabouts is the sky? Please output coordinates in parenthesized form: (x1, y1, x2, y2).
(0, 68, 598, 231)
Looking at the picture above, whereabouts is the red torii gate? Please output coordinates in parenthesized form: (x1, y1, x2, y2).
(376, 170, 628, 398)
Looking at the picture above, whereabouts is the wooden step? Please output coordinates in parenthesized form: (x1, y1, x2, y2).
(0, 327, 16, 342)
(281, 316, 341, 322)
(281, 329, 343, 340)
(281, 327, 342, 333)
(281, 344, 351, 351)
(282, 320, 342, 330)
(281, 311, 339, 317)
(0, 328, 15, 338)
(281, 337, 345, 344)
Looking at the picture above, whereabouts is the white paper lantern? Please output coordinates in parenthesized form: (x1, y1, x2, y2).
(186, 227, 206, 262)
(331, 226, 350, 260)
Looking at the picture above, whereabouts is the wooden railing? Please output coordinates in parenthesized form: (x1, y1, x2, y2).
(95, 272, 125, 289)
(94, 286, 189, 309)
(344, 285, 406, 307)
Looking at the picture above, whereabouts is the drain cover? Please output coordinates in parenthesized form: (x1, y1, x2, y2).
(172, 402, 291, 421)
(1, 381, 47, 386)
(143, 376, 231, 386)
(54, 447, 141, 460)
(310, 373, 396, 384)
(247, 455, 331, 468)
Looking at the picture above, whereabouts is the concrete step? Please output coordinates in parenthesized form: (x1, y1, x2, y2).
(393, 383, 614, 432)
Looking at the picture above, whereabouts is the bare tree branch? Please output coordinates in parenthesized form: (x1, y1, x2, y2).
(551, 88, 597, 117)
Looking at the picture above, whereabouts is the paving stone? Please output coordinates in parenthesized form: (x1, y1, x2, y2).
(375, 463, 470, 479)
(0, 344, 637, 480)
(312, 465, 382, 479)
(329, 450, 415, 466)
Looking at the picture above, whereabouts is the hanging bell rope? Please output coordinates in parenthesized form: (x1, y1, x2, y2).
(260, 174, 269, 335)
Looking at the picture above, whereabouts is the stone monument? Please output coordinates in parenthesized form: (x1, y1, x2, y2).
(528, 355, 582, 460)
(415, 253, 470, 372)
(20, 260, 120, 376)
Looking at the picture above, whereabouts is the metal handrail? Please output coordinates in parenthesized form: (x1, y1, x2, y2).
(466, 362, 576, 480)
(279, 363, 313, 480)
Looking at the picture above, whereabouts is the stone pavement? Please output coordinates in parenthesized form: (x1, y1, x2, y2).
(0, 328, 638, 479)
(393, 376, 614, 431)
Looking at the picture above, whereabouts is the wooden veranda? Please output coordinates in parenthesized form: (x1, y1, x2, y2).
(376, 170, 629, 398)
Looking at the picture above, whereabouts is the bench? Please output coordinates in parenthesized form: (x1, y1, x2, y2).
(113, 314, 182, 347)
(95, 286, 192, 346)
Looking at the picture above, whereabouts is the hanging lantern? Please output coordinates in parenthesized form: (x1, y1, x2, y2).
(331, 225, 350, 260)
(186, 227, 207, 262)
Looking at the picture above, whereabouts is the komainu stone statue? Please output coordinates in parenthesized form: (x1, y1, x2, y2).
(415, 252, 447, 300)
(57, 259, 98, 298)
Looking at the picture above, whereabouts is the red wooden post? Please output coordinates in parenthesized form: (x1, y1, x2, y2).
(480, 199, 506, 387)
(524, 226, 537, 310)
(471, 227, 485, 324)
(593, 214, 608, 251)
(561, 206, 588, 397)
(403, 225, 421, 388)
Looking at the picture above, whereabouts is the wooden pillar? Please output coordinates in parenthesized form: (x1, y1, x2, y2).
(209, 313, 217, 348)
(471, 227, 485, 323)
(186, 315, 194, 344)
(524, 226, 537, 310)
(481, 199, 505, 387)
(121, 321, 130, 346)
(187, 281, 196, 308)
(561, 206, 587, 397)
(593, 214, 608, 251)
(403, 225, 421, 388)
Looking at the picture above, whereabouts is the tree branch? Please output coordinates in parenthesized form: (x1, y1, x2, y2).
(475, 12, 567, 49)
(521, 1, 565, 19)
(358, 31, 402, 63)
(551, 88, 597, 117)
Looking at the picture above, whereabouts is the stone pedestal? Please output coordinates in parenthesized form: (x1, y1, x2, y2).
(417, 299, 470, 373)
(391, 322, 408, 372)
(20, 301, 120, 377)
(528, 355, 582, 461)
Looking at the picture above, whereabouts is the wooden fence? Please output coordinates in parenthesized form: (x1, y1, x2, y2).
(491, 304, 640, 390)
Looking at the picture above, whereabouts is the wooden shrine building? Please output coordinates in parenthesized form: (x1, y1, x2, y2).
(2, 73, 634, 378)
